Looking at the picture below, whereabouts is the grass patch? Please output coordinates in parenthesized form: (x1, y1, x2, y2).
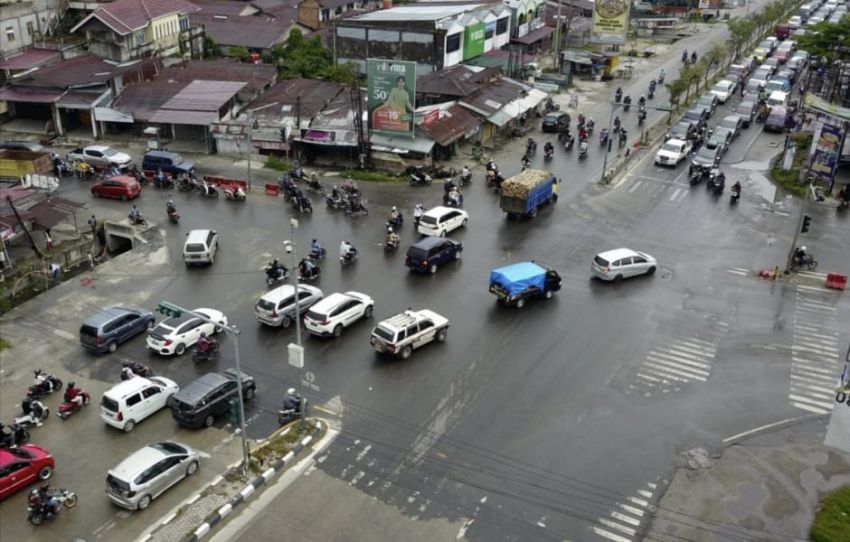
(811, 486, 850, 542)
(249, 419, 317, 473)
(338, 169, 400, 183)
(769, 133, 816, 198)
(264, 155, 293, 172)
(0, 337, 9, 351)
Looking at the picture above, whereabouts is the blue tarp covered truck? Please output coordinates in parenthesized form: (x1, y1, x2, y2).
(489, 261, 562, 308)
(498, 169, 557, 219)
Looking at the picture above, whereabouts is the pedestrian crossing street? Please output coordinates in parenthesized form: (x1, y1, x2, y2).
(629, 324, 727, 396)
(589, 481, 659, 542)
(789, 282, 842, 415)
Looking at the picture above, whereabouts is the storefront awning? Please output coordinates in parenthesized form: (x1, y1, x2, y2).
(0, 87, 62, 103)
(148, 110, 218, 126)
(488, 88, 548, 127)
(370, 133, 435, 155)
(511, 26, 555, 45)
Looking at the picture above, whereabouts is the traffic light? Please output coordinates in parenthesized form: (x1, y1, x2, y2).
(801, 214, 812, 234)
(155, 302, 182, 318)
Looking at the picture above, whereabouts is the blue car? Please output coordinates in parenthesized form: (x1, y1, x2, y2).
(405, 237, 462, 274)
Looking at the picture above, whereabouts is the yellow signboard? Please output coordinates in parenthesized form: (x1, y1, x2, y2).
(591, 0, 630, 45)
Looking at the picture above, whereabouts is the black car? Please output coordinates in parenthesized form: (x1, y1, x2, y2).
(683, 108, 708, 130)
(169, 370, 256, 429)
(79, 306, 155, 354)
(667, 120, 697, 141)
(542, 112, 570, 133)
(141, 150, 195, 176)
(697, 94, 718, 116)
(734, 99, 758, 127)
(405, 237, 462, 274)
(689, 144, 723, 174)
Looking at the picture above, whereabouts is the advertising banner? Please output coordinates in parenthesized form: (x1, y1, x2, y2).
(804, 92, 850, 121)
(590, 0, 631, 45)
(463, 22, 486, 60)
(367, 58, 416, 137)
(811, 123, 842, 184)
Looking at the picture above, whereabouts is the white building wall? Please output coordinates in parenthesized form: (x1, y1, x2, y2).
(0, 0, 63, 55)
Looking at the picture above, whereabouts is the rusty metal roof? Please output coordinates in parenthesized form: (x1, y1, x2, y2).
(71, 0, 201, 35)
(459, 77, 528, 117)
(248, 78, 344, 123)
(191, 13, 291, 49)
(161, 80, 245, 112)
(417, 65, 500, 98)
(0, 48, 62, 71)
(159, 60, 277, 102)
(418, 104, 481, 146)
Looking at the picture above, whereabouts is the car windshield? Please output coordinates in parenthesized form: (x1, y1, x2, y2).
(373, 325, 395, 341)
(101, 395, 119, 412)
(739, 100, 755, 111)
(698, 96, 713, 105)
(102, 148, 117, 157)
(257, 298, 275, 311)
(661, 142, 682, 152)
(684, 111, 701, 121)
(720, 119, 738, 129)
(593, 255, 610, 267)
(171, 155, 184, 165)
(185, 243, 206, 253)
(696, 147, 717, 159)
(420, 215, 437, 225)
(150, 324, 173, 337)
(151, 442, 186, 454)
(305, 309, 327, 321)
(712, 84, 728, 93)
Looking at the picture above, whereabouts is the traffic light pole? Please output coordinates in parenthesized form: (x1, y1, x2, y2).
(600, 101, 672, 184)
(785, 181, 813, 274)
(284, 218, 307, 430)
(155, 301, 250, 475)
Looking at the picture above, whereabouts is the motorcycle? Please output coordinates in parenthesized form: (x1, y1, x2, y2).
(120, 362, 154, 380)
(340, 249, 359, 267)
(486, 171, 503, 193)
(563, 135, 575, 151)
(278, 397, 307, 425)
(265, 263, 289, 286)
(309, 246, 326, 260)
(619, 131, 628, 149)
(58, 391, 90, 420)
(345, 198, 369, 216)
(638, 108, 647, 126)
(200, 181, 219, 198)
(27, 370, 62, 400)
(623, 96, 632, 112)
(290, 165, 307, 182)
(409, 167, 432, 186)
(689, 169, 703, 185)
(128, 213, 147, 227)
(326, 192, 347, 210)
(459, 172, 472, 187)
(790, 256, 818, 271)
(167, 209, 179, 224)
(615, 89, 623, 103)
(153, 174, 174, 189)
(177, 177, 198, 192)
(306, 178, 325, 194)
(387, 213, 404, 231)
(384, 237, 399, 253)
(0, 422, 30, 448)
(544, 146, 554, 160)
(730, 187, 741, 204)
(14, 400, 49, 429)
(586, 121, 595, 136)
(710, 174, 725, 195)
(543, 97, 559, 113)
(298, 259, 321, 283)
(443, 191, 463, 208)
(599, 129, 609, 147)
(222, 184, 246, 201)
(192, 342, 219, 364)
(578, 144, 589, 160)
(526, 138, 537, 155)
(291, 194, 313, 213)
(27, 489, 78, 526)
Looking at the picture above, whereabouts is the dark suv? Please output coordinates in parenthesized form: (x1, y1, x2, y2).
(80, 306, 155, 354)
(405, 237, 462, 274)
(542, 112, 570, 133)
(169, 370, 255, 428)
(141, 150, 195, 176)
(683, 108, 708, 130)
(689, 143, 723, 175)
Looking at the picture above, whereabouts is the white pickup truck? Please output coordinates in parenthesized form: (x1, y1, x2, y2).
(369, 309, 449, 359)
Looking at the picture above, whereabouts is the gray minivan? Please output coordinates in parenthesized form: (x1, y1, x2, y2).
(80, 306, 155, 354)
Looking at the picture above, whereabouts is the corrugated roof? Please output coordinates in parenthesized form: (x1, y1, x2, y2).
(248, 78, 344, 124)
(191, 13, 291, 48)
(159, 60, 277, 102)
(161, 80, 245, 111)
(459, 77, 527, 117)
(417, 65, 499, 98)
(418, 104, 481, 146)
(511, 25, 554, 45)
(148, 110, 219, 125)
(56, 90, 105, 106)
(72, 0, 201, 36)
(0, 49, 62, 71)
(191, 0, 257, 16)
(110, 79, 186, 121)
(10, 55, 158, 90)
(0, 87, 62, 103)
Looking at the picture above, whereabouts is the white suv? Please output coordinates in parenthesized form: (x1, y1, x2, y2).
(369, 309, 450, 359)
(183, 229, 218, 266)
(417, 206, 469, 237)
(304, 291, 374, 338)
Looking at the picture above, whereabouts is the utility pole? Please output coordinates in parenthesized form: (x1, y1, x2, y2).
(554, 0, 562, 71)
(283, 218, 307, 429)
(600, 102, 672, 183)
(154, 301, 251, 475)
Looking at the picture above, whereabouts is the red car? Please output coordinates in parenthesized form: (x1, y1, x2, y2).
(91, 175, 141, 201)
(0, 444, 55, 500)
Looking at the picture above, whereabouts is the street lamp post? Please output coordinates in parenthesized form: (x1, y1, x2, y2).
(154, 301, 251, 475)
(244, 101, 280, 191)
(283, 218, 307, 429)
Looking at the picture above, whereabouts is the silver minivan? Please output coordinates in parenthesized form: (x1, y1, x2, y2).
(106, 442, 200, 510)
(183, 229, 218, 266)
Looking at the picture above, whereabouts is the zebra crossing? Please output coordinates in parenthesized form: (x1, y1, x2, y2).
(626, 179, 689, 203)
(789, 284, 842, 415)
(589, 481, 658, 542)
(629, 326, 726, 396)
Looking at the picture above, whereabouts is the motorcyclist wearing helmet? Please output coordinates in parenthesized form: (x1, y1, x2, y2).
(311, 238, 324, 257)
(389, 206, 399, 221)
(166, 199, 176, 216)
(267, 258, 285, 280)
(65, 381, 84, 408)
(638, 95, 646, 107)
(794, 246, 808, 264)
(340, 241, 356, 263)
(385, 227, 400, 247)
(282, 387, 302, 415)
(21, 397, 47, 426)
(197, 333, 212, 355)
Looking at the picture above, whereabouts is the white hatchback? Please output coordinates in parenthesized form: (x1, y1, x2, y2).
(303, 291, 374, 337)
(100, 376, 179, 432)
(145, 308, 227, 356)
(710, 80, 736, 103)
(591, 248, 657, 282)
(417, 206, 469, 237)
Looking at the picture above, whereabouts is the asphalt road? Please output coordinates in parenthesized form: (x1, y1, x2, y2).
(3, 8, 849, 542)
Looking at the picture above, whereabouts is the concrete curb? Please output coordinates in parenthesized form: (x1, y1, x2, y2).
(136, 420, 323, 542)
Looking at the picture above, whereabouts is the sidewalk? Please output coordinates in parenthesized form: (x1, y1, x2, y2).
(645, 417, 850, 542)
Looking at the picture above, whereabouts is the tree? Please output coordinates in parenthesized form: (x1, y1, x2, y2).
(795, 18, 850, 57)
(230, 46, 251, 63)
(320, 62, 359, 84)
(204, 36, 221, 59)
(271, 28, 333, 79)
(726, 17, 753, 59)
(666, 78, 689, 113)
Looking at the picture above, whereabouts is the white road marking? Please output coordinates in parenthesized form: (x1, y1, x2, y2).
(723, 414, 816, 443)
(591, 527, 633, 542)
(669, 188, 682, 201)
(628, 180, 643, 193)
(53, 329, 75, 341)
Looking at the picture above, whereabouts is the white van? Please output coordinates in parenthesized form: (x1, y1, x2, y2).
(100, 376, 180, 432)
(767, 90, 788, 108)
